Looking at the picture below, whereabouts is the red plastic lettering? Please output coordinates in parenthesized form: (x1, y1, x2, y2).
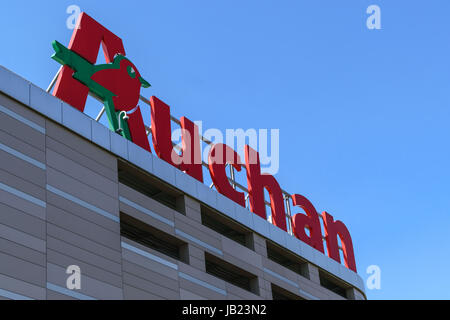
(150, 96, 203, 182)
(53, 12, 125, 112)
(208, 143, 245, 207)
(291, 194, 324, 253)
(322, 211, 357, 272)
(245, 146, 287, 231)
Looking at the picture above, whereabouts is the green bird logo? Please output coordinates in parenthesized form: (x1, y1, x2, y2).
(51, 40, 150, 140)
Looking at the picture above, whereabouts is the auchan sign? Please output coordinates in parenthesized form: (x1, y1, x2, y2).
(51, 12, 357, 273)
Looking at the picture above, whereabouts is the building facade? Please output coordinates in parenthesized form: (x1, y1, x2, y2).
(0, 66, 366, 300)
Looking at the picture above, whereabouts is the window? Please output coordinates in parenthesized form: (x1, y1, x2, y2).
(120, 213, 189, 263)
(201, 205, 254, 250)
(271, 284, 305, 300)
(118, 160, 185, 214)
(205, 253, 259, 295)
(266, 241, 309, 279)
(319, 270, 351, 299)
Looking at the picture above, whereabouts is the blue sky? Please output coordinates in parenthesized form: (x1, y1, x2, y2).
(1, 0, 449, 299)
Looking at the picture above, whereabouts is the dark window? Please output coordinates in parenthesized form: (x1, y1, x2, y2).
(266, 241, 309, 279)
(319, 270, 350, 299)
(201, 205, 253, 250)
(271, 284, 305, 300)
(120, 213, 189, 263)
(205, 253, 259, 295)
(118, 160, 184, 214)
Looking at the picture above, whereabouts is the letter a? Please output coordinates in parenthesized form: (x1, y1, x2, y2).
(366, 5, 381, 30)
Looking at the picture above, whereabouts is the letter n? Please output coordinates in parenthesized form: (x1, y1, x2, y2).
(291, 194, 324, 253)
(322, 211, 357, 272)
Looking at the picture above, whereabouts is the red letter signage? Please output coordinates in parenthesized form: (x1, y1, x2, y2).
(322, 211, 357, 272)
(53, 12, 126, 112)
(245, 146, 287, 231)
(51, 12, 151, 152)
(208, 143, 245, 207)
(150, 96, 203, 182)
(49, 12, 359, 274)
(291, 194, 324, 253)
